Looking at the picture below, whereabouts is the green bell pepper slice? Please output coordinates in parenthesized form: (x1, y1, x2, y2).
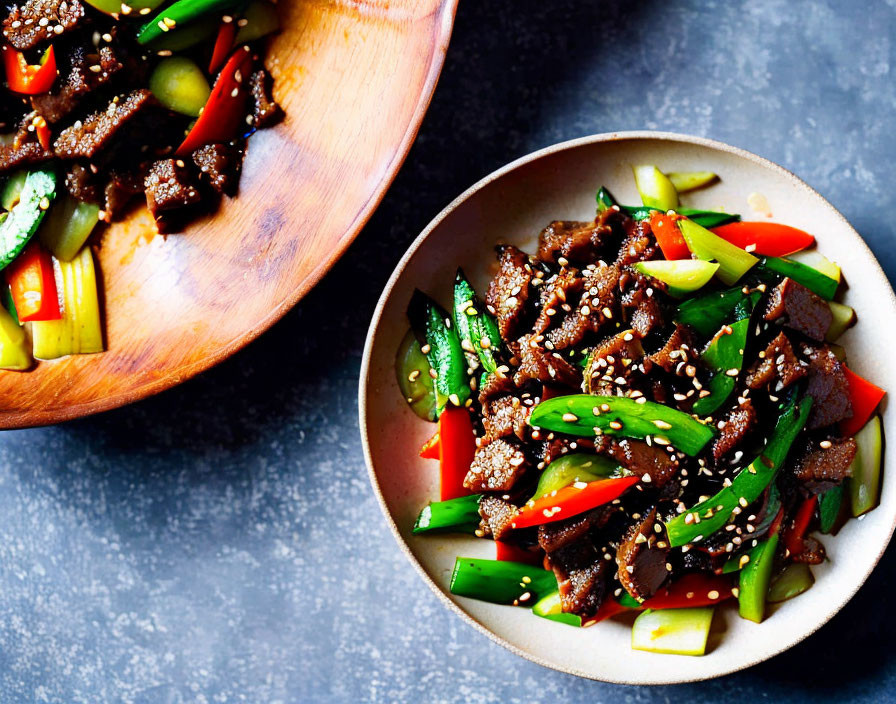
(449, 558, 558, 605)
(529, 394, 716, 457)
(408, 290, 471, 416)
(453, 268, 501, 374)
(738, 532, 779, 622)
(665, 395, 812, 547)
(413, 494, 483, 534)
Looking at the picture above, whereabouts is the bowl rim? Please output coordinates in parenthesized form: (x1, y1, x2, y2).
(358, 130, 896, 684)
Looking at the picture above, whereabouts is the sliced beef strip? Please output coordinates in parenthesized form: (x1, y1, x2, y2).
(763, 278, 833, 341)
(585, 329, 645, 394)
(803, 344, 853, 429)
(546, 263, 620, 350)
(464, 438, 528, 492)
(615, 219, 658, 266)
(64, 163, 102, 204)
(532, 269, 583, 335)
(31, 44, 125, 124)
(514, 334, 581, 389)
(192, 142, 243, 195)
(144, 158, 201, 221)
(0, 116, 54, 173)
(711, 398, 757, 461)
(745, 332, 807, 390)
(791, 436, 856, 489)
(535, 436, 593, 468)
(619, 269, 665, 337)
(104, 167, 145, 217)
(482, 395, 530, 443)
(647, 324, 695, 372)
(249, 68, 280, 128)
(3, 0, 85, 50)
(595, 436, 680, 488)
(537, 505, 614, 554)
(536, 220, 611, 266)
(477, 496, 517, 541)
(616, 509, 670, 601)
(478, 370, 515, 406)
(548, 539, 610, 616)
(486, 245, 532, 341)
(54, 89, 157, 160)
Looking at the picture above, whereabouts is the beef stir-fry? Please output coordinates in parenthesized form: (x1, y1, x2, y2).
(398, 167, 885, 656)
(0, 0, 280, 367)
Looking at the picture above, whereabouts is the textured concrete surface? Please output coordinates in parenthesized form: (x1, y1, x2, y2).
(2, 0, 895, 701)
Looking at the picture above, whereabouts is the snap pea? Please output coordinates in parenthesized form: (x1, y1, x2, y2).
(413, 494, 483, 534)
(138, 0, 245, 44)
(395, 328, 437, 422)
(674, 286, 749, 338)
(449, 558, 557, 605)
(453, 269, 501, 374)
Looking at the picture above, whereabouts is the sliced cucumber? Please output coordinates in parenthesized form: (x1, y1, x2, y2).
(632, 165, 679, 211)
(788, 249, 841, 282)
(0, 169, 56, 271)
(633, 260, 719, 298)
(631, 607, 714, 656)
(848, 415, 882, 517)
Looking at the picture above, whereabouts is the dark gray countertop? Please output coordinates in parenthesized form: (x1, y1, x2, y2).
(3, 1, 896, 701)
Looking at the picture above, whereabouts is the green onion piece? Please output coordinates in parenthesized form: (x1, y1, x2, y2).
(529, 394, 716, 457)
(413, 494, 482, 534)
(449, 558, 557, 605)
(678, 219, 758, 286)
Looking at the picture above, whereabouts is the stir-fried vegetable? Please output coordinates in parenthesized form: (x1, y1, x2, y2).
(0, 304, 31, 370)
(2, 45, 57, 95)
(826, 301, 856, 342)
(631, 608, 715, 656)
(436, 407, 476, 501)
(632, 165, 679, 211)
(782, 495, 817, 558)
(413, 494, 482, 535)
(758, 256, 839, 300)
(768, 563, 814, 603)
(738, 528, 780, 623)
(666, 171, 718, 193)
(138, 0, 245, 44)
(454, 269, 502, 374)
(149, 57, 211, 117)
(395, 329, 437, 422)
(532, 453, 620, 499)
(818, 486, 844, 533)
(849, 415, 882, 517)
(4, 241, 60, 322)
(674, 285, 751, 337)
(449, 558, 557, 605)
(678, 219, 758, 285)
(39, 195, 101, 262)
(841, 367, 885, 437)
(633, 260, 719, 298)
(710, 222, 814, 257)
(235, 0, 281, 43)
(0, 169, 57, 271)
(530, 394, 716, 456)
(510, 476, 640, 530)
(531, 590, 583, 626)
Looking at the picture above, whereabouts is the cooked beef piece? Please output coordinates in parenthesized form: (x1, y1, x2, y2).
(537, 506, 613, 554)
(487, 245, 532, 341)
(647, 324, 695, 372)
(616, 509, 670, 601)
(803, 345, 853, 429)
(54, 89, 157, 160)
(514, 333, 581, 388)
(596, 436, 680, 487)
(192, 142, 243, 195)
(477, 496, 517, 541)
(249, 68, 280, 128)
(763, 278, 833, 341)
(478, 370, 515, 406)
(464, 438, 528, 492)
(548, 539, 610, 616)
(104, 167, 144, 217)
(585, 329, 645, 394)
(791, 436, 856, 489)
(535, 436, 593, 468)
(532, 269, 583, 335)
(745, 332, 807, 390)
(64, 163, 101, 203)
(615, 219, 658, 266)
(537, 220, 609, 265)
(0, 116, 53, 173)
(3, 0, 85, 50)
(711, 399, 757, 461)
(546, 263, 620, 350)
(32, 44, 125, 124)
(790, 535, 826, 564)
(482, 395, 530, 443)
(619, 269, 665, 337)
(144, 158, 201, 221)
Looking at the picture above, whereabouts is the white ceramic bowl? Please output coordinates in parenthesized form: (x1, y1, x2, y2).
(358, 131, 896, 683)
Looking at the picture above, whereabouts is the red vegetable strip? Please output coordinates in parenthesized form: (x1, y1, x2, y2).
(783, 495, 817, 558)
(2, 44, 57, 95)
(840, 366, 886, 437)
(438, 406, 475, 501)
(648, 211, 690, 260)
(710, 221, 815, 257)
(419, 431, 440, 460)
(495, 541, 543, 566)
(209, 19, 237, 74)
(510, 476, 640, 530)
(4, 241, 61, 322)
(176, 46, 253, 156)
(587, 597, 631, 625)
(34, 116, 51, 151)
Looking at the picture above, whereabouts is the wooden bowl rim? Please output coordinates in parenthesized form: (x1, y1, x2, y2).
(358, 130, 896, 683)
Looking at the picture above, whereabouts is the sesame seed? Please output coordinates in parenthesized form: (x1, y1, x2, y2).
(561, 412, 578, 423)
(820, 440, 833, 449)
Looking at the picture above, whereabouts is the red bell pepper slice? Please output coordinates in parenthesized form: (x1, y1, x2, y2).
(438, 406, 475, 501)
(3, 44, 57, 95)
(587, 597, 631, 625)
(840, 366, 886, 437)
(648, 210, 690, 260)
(176, 46, 254, 156)
(783, 495, 817, 558)
(4, 241, 61, 322)
(510, 476, 640, 530)
(209, 19, 237, 74)
(33, 116, 51, 151)
(495, 541, 543, 566)
(710, 221, 815, 257)
(419, 431, 440, 460)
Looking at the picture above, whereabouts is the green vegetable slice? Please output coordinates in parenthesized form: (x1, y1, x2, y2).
(531, 590, 583, 626)
(631, 607, 715, 656)
(738, 533, 778, 622)
(453, 269, 501, 374)
(632, 165, 679, 211)
(0, 169, 57, 271)
(413, 494, 482, 534)
(633, 260, 719, 298)
(818, 485, 844, 533)
(395, 328, 437, 422)
(767, 563, 814, 604)
(529, 394, 716, 457)
(675, 286, 749, 338)
(149, 57, 211, 117)
(596, 185, 620, 213)
(235, 0, 280, 43)
(757, 257, 838, 300)
(666, 171, 718, 193)
(138, 0, 245, 44)
(39, 195, 100, 262)
(826, 301, 855, 342)
(532, 453, 621, 499)
(678, 219, 758, 285)
(849, 415, 882, 517)
(449, 558, 557, 605)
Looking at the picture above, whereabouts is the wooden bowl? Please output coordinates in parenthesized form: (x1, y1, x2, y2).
(0, 0, 458, 428)
(359, 132, 896, 683)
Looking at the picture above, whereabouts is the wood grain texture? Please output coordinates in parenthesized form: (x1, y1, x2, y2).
(0, 0, 458, 428)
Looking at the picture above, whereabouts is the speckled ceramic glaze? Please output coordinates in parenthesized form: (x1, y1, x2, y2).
(360, 132, 896, 683)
